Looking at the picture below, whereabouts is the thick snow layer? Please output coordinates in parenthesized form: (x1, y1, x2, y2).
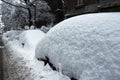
(19, 30, 45, 50)
(2, 29, 70, 80)
(3, 30, 22, 41)
(35, 13, 120, 80)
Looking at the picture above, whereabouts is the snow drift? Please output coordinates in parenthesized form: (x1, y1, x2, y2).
(35, 13, 120, 80)
(3, 30, 22, 41)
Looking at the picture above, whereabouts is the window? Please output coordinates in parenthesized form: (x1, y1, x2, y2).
(77, 0, 83, 6)
(75, 0, 84, 8)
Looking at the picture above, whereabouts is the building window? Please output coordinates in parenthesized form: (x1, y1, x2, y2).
(76, 0, 84, 8)
(77, 0, 83, 6)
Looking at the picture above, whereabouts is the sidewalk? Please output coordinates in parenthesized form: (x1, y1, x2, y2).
(2, 48, 20, 80)
(0, 36, 3, 80)
(1, 40, 34, 80)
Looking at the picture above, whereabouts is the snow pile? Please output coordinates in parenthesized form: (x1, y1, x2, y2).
(19, 30, 45, 50)
(2, 29, 70, 80)
(3, 30, 21, 41)
(35, 13, 120, 80)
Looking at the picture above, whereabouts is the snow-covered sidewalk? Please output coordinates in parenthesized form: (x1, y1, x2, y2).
(2, 30, 70, 80)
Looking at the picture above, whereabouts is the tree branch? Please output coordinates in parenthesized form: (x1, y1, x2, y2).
(1, 0, 28, 9)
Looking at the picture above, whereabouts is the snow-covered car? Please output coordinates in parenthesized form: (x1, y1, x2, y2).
(2, 30, 22, 41)
(35, 13, 120, 80)
(19, 30, 45, 50)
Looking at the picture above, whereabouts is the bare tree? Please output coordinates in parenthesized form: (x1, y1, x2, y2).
(1, 0, 53, 29)
(1, 0, 33, 26)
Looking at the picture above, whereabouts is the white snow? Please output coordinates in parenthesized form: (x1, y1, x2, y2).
(3, 29, 70, 80)
(35, 13, 120, 80)
(2, 30, 22, 41)
(19, 30, 45, 51)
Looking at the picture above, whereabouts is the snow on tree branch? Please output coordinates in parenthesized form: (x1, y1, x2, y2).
(1, 0, 27, 9)
(1, 0, 55, 30)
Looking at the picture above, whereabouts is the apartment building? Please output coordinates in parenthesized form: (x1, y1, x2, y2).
(64, 0, 120, 18)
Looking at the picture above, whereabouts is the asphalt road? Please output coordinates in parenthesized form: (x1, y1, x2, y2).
(0, 35, 3, 80)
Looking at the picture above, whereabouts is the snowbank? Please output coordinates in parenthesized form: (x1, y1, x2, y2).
(35, 13, 120, 80)
(2, 29, 70, 80)
(3, 30, 21, 41)
(19, 30, 45, 50)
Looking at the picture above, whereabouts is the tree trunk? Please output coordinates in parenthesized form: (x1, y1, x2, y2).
(27, 8, 32, 27)
(31, 4, 36, 26)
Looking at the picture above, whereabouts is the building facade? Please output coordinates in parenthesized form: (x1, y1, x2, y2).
(64, 0, 120, 18)
(45, 0, 120, 23)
